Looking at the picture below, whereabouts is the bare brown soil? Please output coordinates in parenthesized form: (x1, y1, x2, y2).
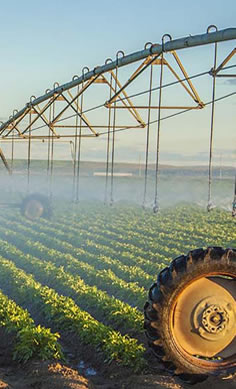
(0, 362, 92, 389)
(0, 360, 235, 389)
(0, 329, 235, 389)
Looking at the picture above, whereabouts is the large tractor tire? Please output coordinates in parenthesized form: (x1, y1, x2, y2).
(21, 193, 52, 220)
(144, 247, 236, 382)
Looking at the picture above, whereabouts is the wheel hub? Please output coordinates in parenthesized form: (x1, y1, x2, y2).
(192, 296, 235, 343)
(201, 304, 228, 333)
(172, 277, 236, 357)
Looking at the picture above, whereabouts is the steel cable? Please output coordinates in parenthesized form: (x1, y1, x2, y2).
(17, 64, 236, 135)
(99, 91, 236, 137)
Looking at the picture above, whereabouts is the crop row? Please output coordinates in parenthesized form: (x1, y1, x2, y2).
(0, 289, 62, 362)
(0, 217, 155, 290)
(4, 214, 172, 272)
(60, 205, 234, 247)
(0, 255, 145, 370)
(60, 213, 193, 250)
(2, 207, 232, 294)
(0, 204, 232, 368)
(31, 216, 182, 261)
(0, 226, 147, 311)
(0, 231, 144, 332)
(13, 204, 234, 264)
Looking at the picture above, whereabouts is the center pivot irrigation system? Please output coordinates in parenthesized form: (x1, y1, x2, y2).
(0, 25, 236, 217)
(0, 26, 235, 380)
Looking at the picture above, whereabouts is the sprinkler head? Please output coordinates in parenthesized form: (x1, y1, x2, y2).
(207, 202, 214, 212)
(232, 198, 236, 217)
(153, 203, 159, 214)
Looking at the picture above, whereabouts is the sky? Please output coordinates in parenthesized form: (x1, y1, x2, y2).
(0, 0, 235, 165)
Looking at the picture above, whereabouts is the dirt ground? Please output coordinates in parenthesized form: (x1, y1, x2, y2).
(0, 361, 235, 389)
(0, 327, 235, 388)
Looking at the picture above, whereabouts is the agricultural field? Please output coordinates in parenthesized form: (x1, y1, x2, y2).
(0, 202, 235, 388)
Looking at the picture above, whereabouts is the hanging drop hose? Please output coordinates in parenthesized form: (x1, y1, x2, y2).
(11, 131, 14, 171)
(75, 69, 88, 202)
(47, 106, 51, 176)
(207, 26, 218, 212)
(153, 48, 165, 213)
(27, 112, 32, 193)
(143, 63, 153, 209)
(49, 101, 55, 200)
(110, 51, 124, 206)
(104, 68, 113, 204)
(110, 73, 117, 207)
(72, 85, 80, 198)
(232, 175, 236, 217)
(47, 103, 52, 200)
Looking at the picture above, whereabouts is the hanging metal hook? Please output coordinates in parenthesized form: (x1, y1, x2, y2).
(13, 109, 18, 116)
(53, 82, 60, 90)
(210, 28, 218, 72)
(72, 75, 79, 81)
(144, 42, 153, 50)
(45, 89, 51, 94)
(116, 50, 125, 65)
(93, 66, 100, 76)
(145, 42, 157, 57)
(105, 58, 113, 65)
(82, 66, 90, 81)
(161, 34, 172, 52)
(207, 25, 218, 76)
(207, 25, 218, 33)
(30, 95, 36, 103)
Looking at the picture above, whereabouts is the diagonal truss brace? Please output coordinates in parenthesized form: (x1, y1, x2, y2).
(211, 48, 236, 77)
(106, 51, 204, 111)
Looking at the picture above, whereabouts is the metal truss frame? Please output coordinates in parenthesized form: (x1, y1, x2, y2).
(213, 47, 236, 77)
(0, 27, 235, 142)
(0, 26, 235, 212)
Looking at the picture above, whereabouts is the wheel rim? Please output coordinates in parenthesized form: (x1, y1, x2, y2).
(171, 274, 236, 366)
(24, 199, 44, 220)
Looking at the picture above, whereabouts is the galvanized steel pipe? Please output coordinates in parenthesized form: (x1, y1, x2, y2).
(1, 27, 236, 133)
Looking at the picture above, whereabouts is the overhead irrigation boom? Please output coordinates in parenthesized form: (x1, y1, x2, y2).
(0, 27, 236, 136)
(0, 25, 235, 213)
